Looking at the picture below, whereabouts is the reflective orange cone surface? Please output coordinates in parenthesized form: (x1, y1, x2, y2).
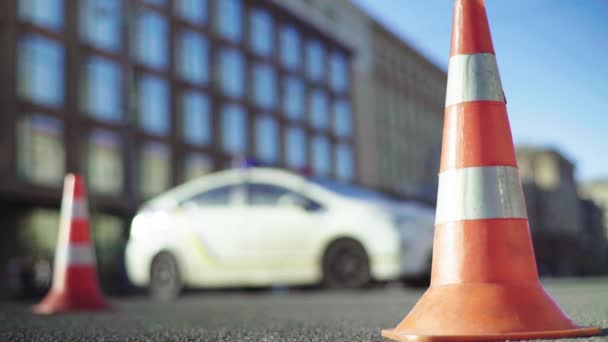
(382, 0, 601, 341)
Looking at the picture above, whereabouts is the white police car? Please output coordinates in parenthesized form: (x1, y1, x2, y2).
(125, 167, 434, 300)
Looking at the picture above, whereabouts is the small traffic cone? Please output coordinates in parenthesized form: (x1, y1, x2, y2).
(382, 0, 600, 341)
(33, 174, 109, 314)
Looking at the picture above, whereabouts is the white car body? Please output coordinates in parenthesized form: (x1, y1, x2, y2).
(125, 167, 434, 289)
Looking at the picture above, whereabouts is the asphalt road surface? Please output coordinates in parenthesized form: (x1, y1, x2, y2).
(1, 279, 608, 342)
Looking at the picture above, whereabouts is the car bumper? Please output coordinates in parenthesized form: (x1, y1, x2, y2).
(370, 254, 401, 281)
(125, 239, 151, 287)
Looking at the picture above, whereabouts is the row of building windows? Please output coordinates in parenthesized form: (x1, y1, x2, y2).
(17, 34, 352, 136)
(15, 0, 355, 197)
(16, 113, 354, 197)
(18, 0, 349, 92)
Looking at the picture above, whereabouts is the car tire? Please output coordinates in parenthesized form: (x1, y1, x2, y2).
(149, 252, 182, 301)
(322, 239, 370, 289)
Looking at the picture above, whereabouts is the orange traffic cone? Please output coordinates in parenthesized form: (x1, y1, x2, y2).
(382, 1, 601, 341)
(33, 174, 109, 314)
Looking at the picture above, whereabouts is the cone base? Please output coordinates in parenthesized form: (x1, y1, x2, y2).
(381, 327, 601, 342)
(33, 290, 109, 314)
(382, 282, 601, 341)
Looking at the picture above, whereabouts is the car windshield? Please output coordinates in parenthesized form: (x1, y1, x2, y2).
(309, 178, 392, 201)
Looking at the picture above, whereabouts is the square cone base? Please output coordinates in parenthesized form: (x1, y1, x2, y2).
(381, 327, 602, 342)
(381, 282, 601, 342)
(33, 290, 110, 314)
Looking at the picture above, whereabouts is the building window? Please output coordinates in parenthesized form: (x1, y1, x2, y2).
(217, 47, 245, 98)
(282, 77, 304, 121)
(79, 0, 121, 51)
(181, 90, 211, 146)
(251, 63, 276, 110)
(139, 142, 170, 198)
(86, 129, 123, 194)
(336, 144, 353, 181)
(221, 104, 247, 155)
(255, 115, 278, 164)
(306, 39, 325, 81)
(280, 25, 300, 70)
(333, 100, 352, 137)
(18, 0, 63, 31)
(285, 126, 306, 169)
(176, 30, 208, 85)
(250, 8, 273, 57)
(18, 35, 64, 108)
(330, 52, 348, 92)
(142, 0, 167, 7)
(215, 0, 242, 42)
(138, 75, 169, 135)
(134, 9, 168, 70)
(312, 135, 330, 176)
(17, 114, 65, 186)
(175, 0, 207, 25)
(81, 56, 122, 122)
(310, 89, 328, 130)
(183, 153, 212, 181)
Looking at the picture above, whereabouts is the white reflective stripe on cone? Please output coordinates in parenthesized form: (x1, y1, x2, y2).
(55, 243, 96, 267)
(71, 199, 89, 220)
(435, 166, 527, 224)
(445, 53, 505, 107)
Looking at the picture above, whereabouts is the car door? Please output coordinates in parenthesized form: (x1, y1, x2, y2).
(243, 182, 325, 268)
(177, 183, 249, 266)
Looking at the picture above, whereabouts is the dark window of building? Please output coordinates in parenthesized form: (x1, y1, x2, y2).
(286, 126, 306, 168)
(142, 0, 167, 7)
(310, 89, 328, 130)
(138, 75, 170, 135)
(312, 135, 330, 176)
(280, 25, 300, 70)
(175, 0, 207, 25)
(333, 100, 351, 137)
(330, 52, 348, 92)
(215, 0, 242, 42)
(17, 114, 65, 186)
(336, 144, 353, 181)
(81, 55, 122, 122)
(217, 47, 245, 98)
(283, 76, 304, 121)
(221, 104, 247, 154)
(249, 8, 273, 57)
(176, 30, 209, 85)
(86, 129, 123, 194)
(139, 142, 171, 198)
(306, 39, 325, 81)
(255, 115, 278, 164)
(181, 90, 211, 146)
(80, 0, 122, 51)
(183, 153, 213, 181)
(18, 0, 64, 31)
(134, 9, 168, 70)
(18, 35, 64, 107)
(252, 63, 276, 110)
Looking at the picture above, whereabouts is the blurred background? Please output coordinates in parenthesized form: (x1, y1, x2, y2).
(0, 0, 606, 298)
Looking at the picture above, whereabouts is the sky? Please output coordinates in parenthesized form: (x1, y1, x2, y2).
(351, 0, 608, 182)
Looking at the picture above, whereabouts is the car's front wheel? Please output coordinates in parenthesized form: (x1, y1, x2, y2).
(322, 239, 370, 289)
(149, 252, 182, 301)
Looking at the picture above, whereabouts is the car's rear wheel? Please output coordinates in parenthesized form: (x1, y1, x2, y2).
(322, 239, 370, 289)
(149, 252, 182, 301)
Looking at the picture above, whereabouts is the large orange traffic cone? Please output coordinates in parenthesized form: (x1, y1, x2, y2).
(382, 1, 600, 341)
(33, 174, 109, 314)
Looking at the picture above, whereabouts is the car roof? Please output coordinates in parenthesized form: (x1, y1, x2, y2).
(143, 167, 313, 208)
